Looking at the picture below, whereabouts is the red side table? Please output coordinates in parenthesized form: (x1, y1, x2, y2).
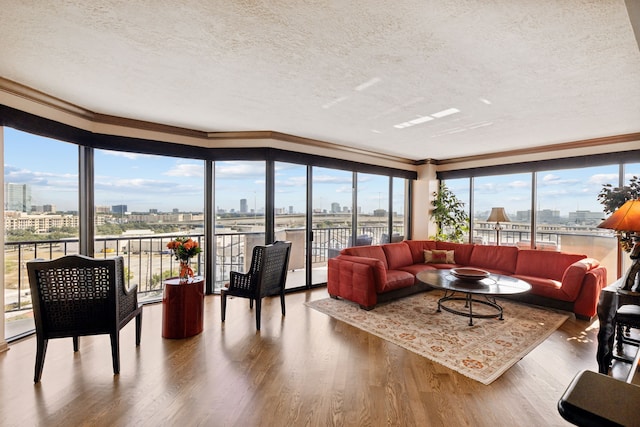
(162, 276, 205, 339)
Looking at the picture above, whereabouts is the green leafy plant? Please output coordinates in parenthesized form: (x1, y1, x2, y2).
(431, 182, 469, 243)
(597, 175, 639, 252)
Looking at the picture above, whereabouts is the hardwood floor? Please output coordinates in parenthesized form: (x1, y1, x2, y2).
(0, 288, 626, 426)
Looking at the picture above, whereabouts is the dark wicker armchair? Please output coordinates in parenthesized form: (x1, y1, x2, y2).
(27, 255, 143, 382)
(221, 241, 292, 330)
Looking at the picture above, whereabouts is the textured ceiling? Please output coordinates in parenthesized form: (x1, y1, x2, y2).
(1, 0, 639, 161)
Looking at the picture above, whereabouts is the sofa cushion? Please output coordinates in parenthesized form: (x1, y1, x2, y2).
(382, 242, 413, 270)
(424, 249, 455, 264)
(397, 263, 439, 276)
(341, 245, 388, 270)
(515, 250, 586, 281)
(469, 245, 518, 274)
(435, 241, 475, 265)
(512, 275, 568, 300)
(403, 240, 437, 264)
(379, 270, 416, 292)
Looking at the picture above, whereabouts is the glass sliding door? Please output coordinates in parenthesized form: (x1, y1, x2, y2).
(213, 161, 266, 291)
(4, 128, 79, 338)
(357, 173, 389, 245)
(473, 173, 532, 246)
(311, 167, 353, 285)
(274, 162, 307, 289)
(94, 149, 205, 300)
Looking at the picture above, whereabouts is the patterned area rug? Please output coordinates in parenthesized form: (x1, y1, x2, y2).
(306, 291, 569, 385)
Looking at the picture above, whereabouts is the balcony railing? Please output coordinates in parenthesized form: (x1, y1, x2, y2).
(4, 225, 404, 315)
(5, 225, 616, 319)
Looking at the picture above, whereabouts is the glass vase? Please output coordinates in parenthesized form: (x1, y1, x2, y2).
(179, 260, 192, 284)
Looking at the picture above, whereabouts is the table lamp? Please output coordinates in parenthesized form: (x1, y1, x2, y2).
(487, 207, 510, 246)
(597, 199, 640, 290)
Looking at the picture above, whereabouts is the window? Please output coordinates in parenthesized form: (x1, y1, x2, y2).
(473, 173, 532, 246)
(94, 149, 205, 299)
(357, 173, 389, 244)
(274, 162, 307, 289)
(4, 128, 79, 337)
(213, 161, 266, 291)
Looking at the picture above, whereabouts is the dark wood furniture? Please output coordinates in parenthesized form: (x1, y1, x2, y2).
(26, 255, 143, 382)
(595, 278, 640, 373)
(162, 276, 205, 339)
(416, 269, 531, 326)
(221, 241, 292, 330)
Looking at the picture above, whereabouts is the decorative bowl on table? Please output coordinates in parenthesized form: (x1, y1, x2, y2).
(450, 267, 490, 281)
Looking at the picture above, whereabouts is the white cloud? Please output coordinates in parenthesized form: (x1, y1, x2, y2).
(164, 163, 204, 178)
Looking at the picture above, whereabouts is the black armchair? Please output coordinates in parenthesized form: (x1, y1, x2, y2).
(27, 255, 143, 382)
(221, 241, 292, 330)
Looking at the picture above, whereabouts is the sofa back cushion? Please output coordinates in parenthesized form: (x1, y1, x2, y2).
(515, 250, 587, 281)
(403, 240, 437, 264)
(382, 242, 413, 270)
(435, 241, 475, 265)
(469, 245, 519, 274)
(341, 245, 388, 270)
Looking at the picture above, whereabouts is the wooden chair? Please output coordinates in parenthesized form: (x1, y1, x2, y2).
(221, 241, 292, 330)
(27, 255, 143, 382)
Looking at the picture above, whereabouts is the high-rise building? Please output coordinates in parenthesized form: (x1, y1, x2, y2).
(4, 183, 31, 212)
(240, 198, 248, 213)
(331, 202, 340, 213)
(111, 205, 127, 214)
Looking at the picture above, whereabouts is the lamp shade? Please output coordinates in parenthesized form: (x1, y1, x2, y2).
(597, 199, 640, 232)
(487, 207, 510, 223)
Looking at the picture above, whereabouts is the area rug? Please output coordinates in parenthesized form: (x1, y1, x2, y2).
(305, 291, 569, 385)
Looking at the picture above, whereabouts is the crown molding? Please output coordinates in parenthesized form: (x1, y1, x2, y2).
(432, 132, 640, 166)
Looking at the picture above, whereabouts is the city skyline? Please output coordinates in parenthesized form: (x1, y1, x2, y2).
(3, 128, 405, 215)
(4, 127, 638, 216)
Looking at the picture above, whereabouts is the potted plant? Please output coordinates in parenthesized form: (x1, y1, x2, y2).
(166, 237, 202, 283)
(431, 182, 469, 243)
(597, 175, 639, 252)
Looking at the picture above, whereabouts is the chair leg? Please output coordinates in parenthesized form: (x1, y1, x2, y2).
(617, 323, 624, 354)
(135, 312, 142, 346)
(110, 331, 120, 375)
(250, 298, 254, 309)
(73, 336, 79, 352)
(255, 298, 261, 331)
(221, 292, 227, 322)
(34, 337, 48, 383)
(280, 292, 286, 316)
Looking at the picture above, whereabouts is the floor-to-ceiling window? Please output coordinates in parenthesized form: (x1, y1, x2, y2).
(357, 173, 390, 244)
(213, 160, 266, 291)
(274, 162, 307, 289)
(442, 177, 471, 242)
(3, 128, 79, 338)
(392, 177, 406, 239)
(311, 167, 353, 285)
(94, 149, 205, 299)
(473, 173, 532, 246)
(535, 165, 618, 280)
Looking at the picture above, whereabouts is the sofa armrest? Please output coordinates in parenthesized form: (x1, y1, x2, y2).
(327, 255, 387, 309)
(572, 264, 608, 319)
(558, 258, 599, 299)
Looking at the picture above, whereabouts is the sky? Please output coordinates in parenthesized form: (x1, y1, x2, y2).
(4, 127, 638, 215)
(446, 164, 640, 218)
(3, 128, 405, 214)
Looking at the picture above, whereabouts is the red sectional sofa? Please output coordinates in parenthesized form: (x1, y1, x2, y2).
(327, 240, 608, 320)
